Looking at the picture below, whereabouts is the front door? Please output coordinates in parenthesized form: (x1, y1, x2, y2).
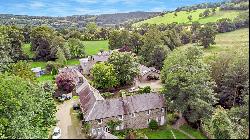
(160, 116, 165, 125)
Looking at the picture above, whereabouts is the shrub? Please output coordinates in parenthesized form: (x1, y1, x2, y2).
(167, 113, 179, 125)
(107, 120, 122, 133)
(148, 119, 159, 130)
(138, 86, 151, 94)
(82, 122, 91, 135)
(102, 92, 114, 99)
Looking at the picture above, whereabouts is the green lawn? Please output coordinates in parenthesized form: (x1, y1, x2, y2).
(180, 125, 207, 139)
(138, 125, 191, 139)
(134, 8, 243, 26)
(67, 59, 80, 66)
(29, 61, 47, 68)
(83, 40, 109, 56)
(37, 74, 54, 82)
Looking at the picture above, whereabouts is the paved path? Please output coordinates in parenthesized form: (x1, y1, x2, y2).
(55, 99, 85, 139)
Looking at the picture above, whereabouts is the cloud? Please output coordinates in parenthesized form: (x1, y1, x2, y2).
(29, 1, 46, 9)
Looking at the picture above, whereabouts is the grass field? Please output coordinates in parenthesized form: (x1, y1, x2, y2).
(180, 125, 207, 139)
(83, 40, 109, 55)
(22, 40, 109, 68)
(137, 125, 204, 139)
(202, 28, 249, 62)
(134, 8, 243, 26)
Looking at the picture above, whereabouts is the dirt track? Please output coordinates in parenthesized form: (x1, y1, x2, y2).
(55, 99, 85, 139)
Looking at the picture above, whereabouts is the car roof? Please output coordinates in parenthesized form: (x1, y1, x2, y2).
(54, 127, 60, 132)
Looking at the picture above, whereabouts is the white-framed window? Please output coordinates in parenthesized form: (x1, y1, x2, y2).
(129, 113, 136, 118)
(97, 119, 103, 124)
(105, 127, 110, 132)
(156, 117, 159, 122)
(118, 115, 123, 120)
(92, 129, 97, 135)
(147, 119, 151, 124)
(97, 127, 102, 133)
(161, 108, 165, 113)
(146, 110, 151, 115)
(115, 125, 120, 130)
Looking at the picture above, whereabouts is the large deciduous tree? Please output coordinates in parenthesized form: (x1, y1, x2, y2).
(30, 26, 54, 61)
(108, 51, 139, 86)
(140, 28, 163, 64)
(0, 74, 56, 139)
(108, 30, 130, 50)
(161, 46, 217, 124)
(56, 71, 76, 94)
(203, 106, 235, 139)
(9, 61, 36, 82)
(197, 24, 217, 48)
(91, 62, 118, 90)
(0, 26, 12, 72)
(64, 38, 85, 58)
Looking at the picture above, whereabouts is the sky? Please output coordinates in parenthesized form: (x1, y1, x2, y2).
(0, 0, 221, 16)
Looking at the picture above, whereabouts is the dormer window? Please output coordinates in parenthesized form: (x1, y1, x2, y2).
(97, 119, 103, 124)
(161, 108, 165, 113)
(146, 110, 151, 115)
(118, 115, 123, 120)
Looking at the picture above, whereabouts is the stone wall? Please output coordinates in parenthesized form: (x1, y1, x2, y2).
(86, 107, 167, 135)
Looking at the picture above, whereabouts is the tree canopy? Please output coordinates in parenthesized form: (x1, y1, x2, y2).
(0, 74, 56, 139)
(161, 46, 217, 123)
(91, 62, 118, 90)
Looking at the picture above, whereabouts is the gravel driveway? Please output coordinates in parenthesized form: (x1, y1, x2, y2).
(55, 98, 85, 139)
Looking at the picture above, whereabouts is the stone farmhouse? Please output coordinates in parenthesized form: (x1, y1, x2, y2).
(79, 50, 112, 75)
(79, 50, 160, 83)
(73, 68, 166, 136)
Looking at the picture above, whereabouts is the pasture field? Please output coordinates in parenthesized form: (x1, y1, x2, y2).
(83, 40, 109, 55)
(134, 8, 242, 26)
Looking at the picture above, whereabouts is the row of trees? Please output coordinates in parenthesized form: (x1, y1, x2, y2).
(161, 46, 249, 139)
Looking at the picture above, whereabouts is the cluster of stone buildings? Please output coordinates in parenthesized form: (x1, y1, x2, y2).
(58, 50, 166, 137)
(79, 50, 160, 82)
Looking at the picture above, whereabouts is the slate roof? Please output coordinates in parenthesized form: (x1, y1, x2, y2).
(79, 89, 165, 121)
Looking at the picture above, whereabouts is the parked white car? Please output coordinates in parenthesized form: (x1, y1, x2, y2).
(52, 127, 61, 139)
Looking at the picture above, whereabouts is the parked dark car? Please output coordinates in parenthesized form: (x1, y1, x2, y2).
(73, 103, 80, 110)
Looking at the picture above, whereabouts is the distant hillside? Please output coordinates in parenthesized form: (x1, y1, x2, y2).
(95, 12, 160, 27)
(0, 11, 160, 29)
(133, 0, 249, 26)
(133, 8, 244, 26)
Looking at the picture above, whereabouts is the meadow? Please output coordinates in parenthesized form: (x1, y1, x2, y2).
(134, 8, 243, 26)
(22, 40, 109, 68)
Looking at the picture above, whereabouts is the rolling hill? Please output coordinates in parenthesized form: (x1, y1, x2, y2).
(133, 8, 244, 26)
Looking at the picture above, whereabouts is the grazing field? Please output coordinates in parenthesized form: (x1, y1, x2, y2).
(182, 28, 249, 62)
(202, 28, 249, 62)
(83, 40, 109, 55)
(134, 8, 242, 26)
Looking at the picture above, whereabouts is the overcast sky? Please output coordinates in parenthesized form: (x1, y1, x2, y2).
(0, 0, 221, 16)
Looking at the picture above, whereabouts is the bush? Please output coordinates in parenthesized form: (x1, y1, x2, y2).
(148, 119, 159, 130)
(167, 113, 179, 125)
(102, 92, 114, 99)
(138, 86, 151, 94)
(81, 122, 91, 135)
